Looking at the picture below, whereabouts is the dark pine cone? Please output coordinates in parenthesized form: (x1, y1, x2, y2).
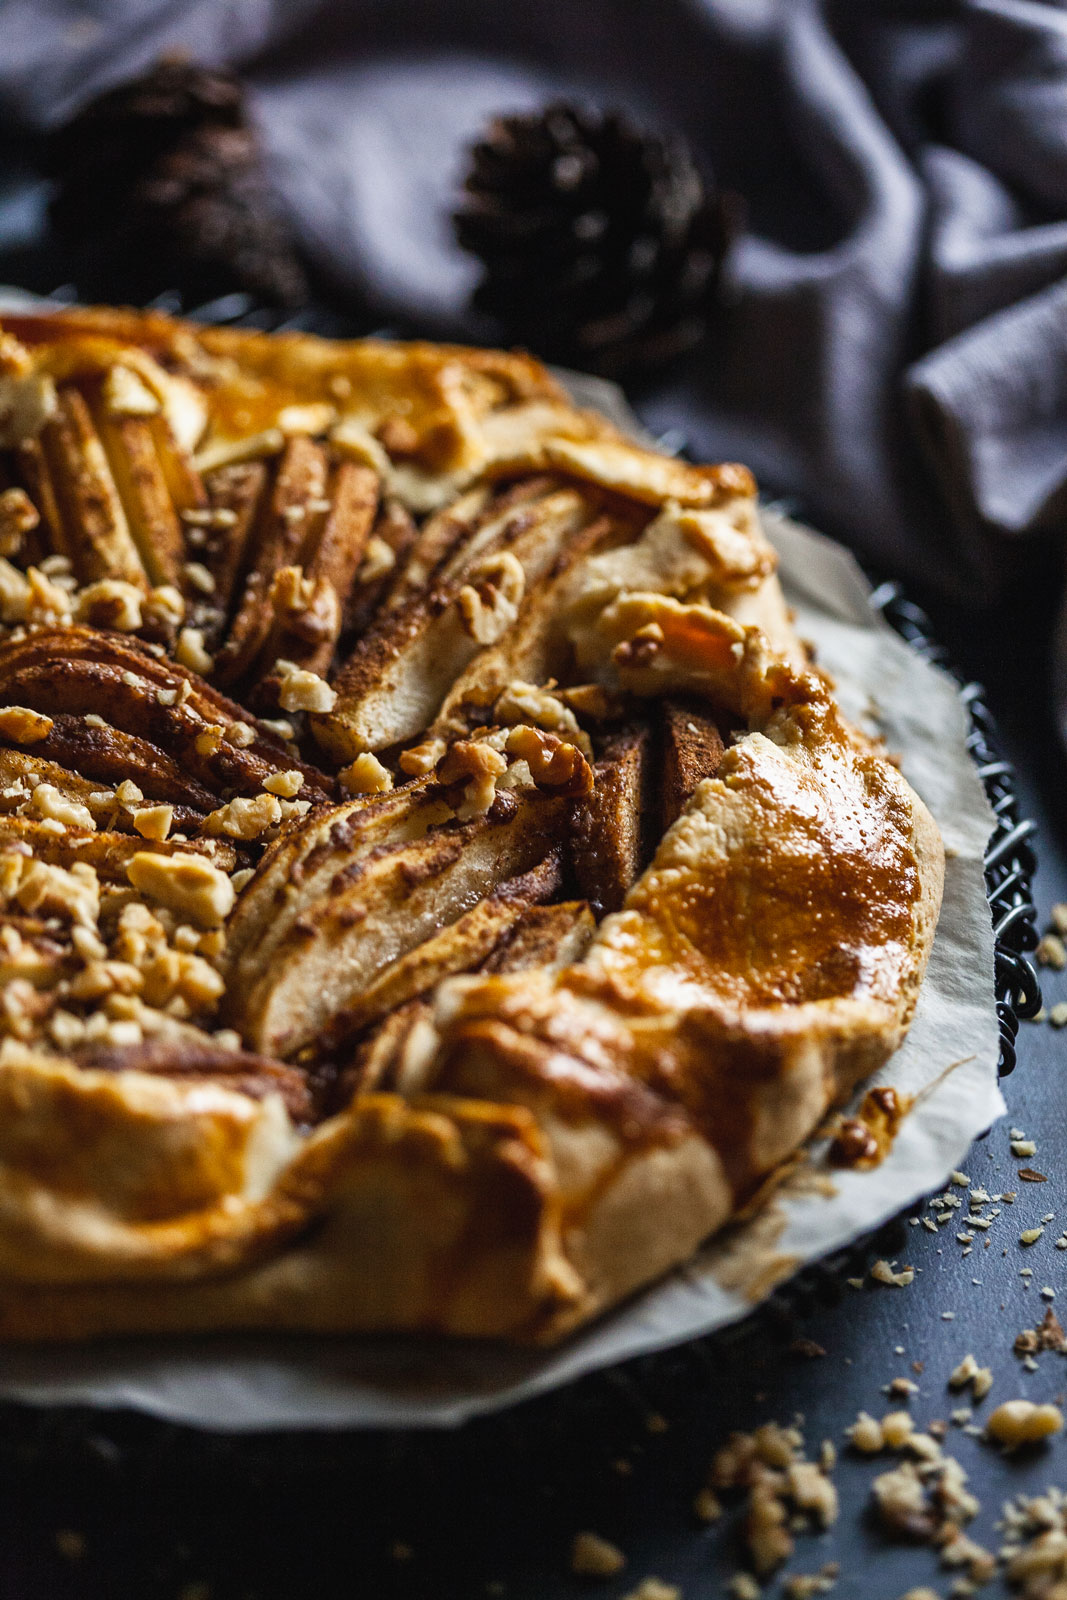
(455, 103, 731, 377)
(45, 57, 309, 309)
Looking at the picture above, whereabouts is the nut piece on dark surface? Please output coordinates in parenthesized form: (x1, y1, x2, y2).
(45, 56, 309, 308)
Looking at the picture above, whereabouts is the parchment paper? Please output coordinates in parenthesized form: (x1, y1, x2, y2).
(0, 332, 1002, 1428)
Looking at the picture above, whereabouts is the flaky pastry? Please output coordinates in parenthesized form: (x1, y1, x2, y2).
(0, 306, 943, 1342)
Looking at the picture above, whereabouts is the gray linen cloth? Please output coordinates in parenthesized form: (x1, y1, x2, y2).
(3, 0, 1067, 708)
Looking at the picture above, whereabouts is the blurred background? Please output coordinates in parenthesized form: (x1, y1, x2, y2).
(5, 0, 1067, 636)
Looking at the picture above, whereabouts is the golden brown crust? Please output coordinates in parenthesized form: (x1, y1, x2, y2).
(0, 305, 946, 1345)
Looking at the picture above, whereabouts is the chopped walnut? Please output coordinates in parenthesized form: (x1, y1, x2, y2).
(746, 1473, 793, 1575)
(126, 851, 235, 928)
(274, 658, 337, 714)
(559, 682, 620, 721)
(260, 717, 296, 742)
(709, 1431, 759, 1489)
(493, 680, 593, 758)
(131, 804, 174, 842)
(848, 1412, 884, 1454)
(505, 724, 594, 797)
(704, 1421, 837, 1583)
(30, 783, 95, 831)
(0, 558, 31, 623)
(270, 565, 316, 615)
(278, 401, 337, 439)
(693, 1487, 722, 1523)
(262, 770, 304, 799)
(0, 705, 53, 744)
(16, 859, 99, 927)
(74, 579, 143, 631)
(870, 1258, 914, 1287)
(175, 627, 214, 675)
(225, 721, 256, 749)
(1016, 1307, 1067, 1359)
(618, 1582, 679, 1600)
(194, 726, 224, 758)
(0, 361, 57, 448)
(0, 851, 26, 901)
(277, 797, 311, 824)
(948, 1353, 979, 1389)
(456, 550, 525, 645)
(570, 1532, 626, 1578)
(357, 535, 397, 585)
(750, 1423, 803, 1469)
(194, 427, 285, 476)
(880, 1411, 914, 1450)
(613, 620, 665, 669)
(112, 901, 171, 968)
(376, 413, 420, 456)
(785, 1461, 838, 1528)
(49, 1010, 88, 1050)
(68, 959, 145, 1002)
(145, 585, 185, 629)
(203, 793, 281, 840)
(870, 1461, 935, 1537)
(71, 924, 107, 963)
(26, 565, 73, 623)
(399, 738, 446, 778)
(139, 946, 225, 1013)
(940, 1531, 995, 1583)
(183, 561, 216, 596)
(339, 753, 394, 796)
(0, 486, 38, 558)
(948, 1354, 993, 1401)
(0, 976, 49, 1040)
(103, 363, 161, 417)
(782, 1573, 838, 1600)
(436, 739, 508, 819)
(986, 1400, 1063, 1449)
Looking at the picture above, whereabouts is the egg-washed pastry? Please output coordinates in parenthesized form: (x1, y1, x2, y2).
(0, 306, 943, 1342)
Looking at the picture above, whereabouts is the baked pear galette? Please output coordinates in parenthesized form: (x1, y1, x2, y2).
(0, 307, 943, 1342)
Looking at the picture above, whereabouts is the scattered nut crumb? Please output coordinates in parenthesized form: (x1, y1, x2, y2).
(985, 1400, 1064, 1449)
(848, 1412, 884, 1454)
(175, 627, 214, 675)
(619, 1581, 680, 1600)
(570, 1532, 626, 1578)
(340, 753, 394, 796)
(871, 1259, 915, 1287)
(274, 658, 337, 714)
(693, 1488, 721, 1523)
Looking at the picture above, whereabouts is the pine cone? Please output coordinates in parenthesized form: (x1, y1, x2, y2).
(455, 103, 731, 376)
(45, 57, 309, 309)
